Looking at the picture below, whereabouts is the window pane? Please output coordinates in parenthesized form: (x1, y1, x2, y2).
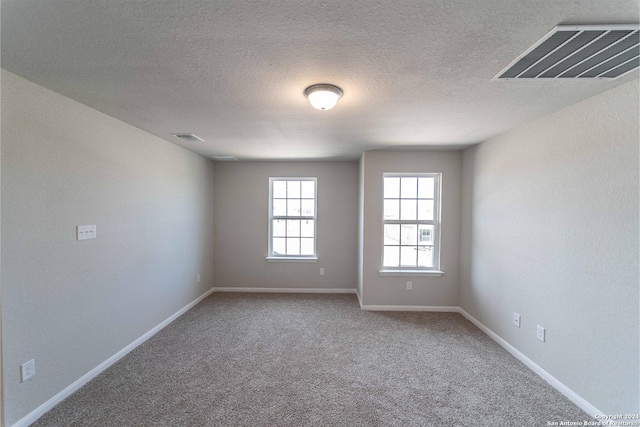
(400, 246, 417, 267)
(418, 224, 434, 245)
(400, 199, 417, 220)
(384, 177, 400, 198)
(417, 200, 434, 221)
(273, 181, 287, 198)
(270, 178, 317, 259)
(400, 224, 417, 245)
(287, 199, 301, 216)
(383, 246, 399, 267)
(273, 199, 286, 216)
(384, 199, 399, 220)
(301, 220, 314, 237)
(273, 238, 286, 255)
(418, 177, 435, 198)
(286, 238, 300, 255)
(272, 220, 286, 237)
(417, 246, 434, 267)
(287, 181, 300, 198)
(287, 220, 301, 237)
(384, 224, 400, 245)
(300, 199, 315, 216)
(301, 181, 315, 198)
(401, 177, 418, 198)
(381, 174, 440, 269)
(300, 238, 314, 255)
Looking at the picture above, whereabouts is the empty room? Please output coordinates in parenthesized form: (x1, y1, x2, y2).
(1, 0, 638, 426)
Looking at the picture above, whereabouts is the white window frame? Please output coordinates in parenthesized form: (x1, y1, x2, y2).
(266, 177, 318, 261)
(379, 173, 444, 276)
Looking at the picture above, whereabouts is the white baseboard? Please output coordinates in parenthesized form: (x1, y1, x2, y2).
(457, 307, 602, 418)
(213, 287, 357, 294)
(360, 304, 459, 312)
(12, 289, 601, 426)
(12, 287, 216, 427)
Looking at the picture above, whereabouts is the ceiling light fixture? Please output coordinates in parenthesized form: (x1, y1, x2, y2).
(304, 84, 343, 110)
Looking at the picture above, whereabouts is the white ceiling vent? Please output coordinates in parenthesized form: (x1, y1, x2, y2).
(495, 25, 639, 80)
(212, 155, 238, 161)
(172, 133, 205, 142)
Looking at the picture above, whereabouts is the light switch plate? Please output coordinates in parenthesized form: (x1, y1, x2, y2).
(77, 225, 96, 241)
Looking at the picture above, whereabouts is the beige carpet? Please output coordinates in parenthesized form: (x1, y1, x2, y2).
(34, 293, 588, 426)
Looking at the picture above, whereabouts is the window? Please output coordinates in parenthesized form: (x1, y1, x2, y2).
(268, 177, 317, 259)
(382, 174, 441, 271)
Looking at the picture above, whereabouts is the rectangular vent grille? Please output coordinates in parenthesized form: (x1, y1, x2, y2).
(172, 133, 205, 143)
(494, 25, 639, 80)
(212, 155, 238, 161)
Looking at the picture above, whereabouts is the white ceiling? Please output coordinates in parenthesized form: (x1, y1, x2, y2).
(2, 0, 638, 160)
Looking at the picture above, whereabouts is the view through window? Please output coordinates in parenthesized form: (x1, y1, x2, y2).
(269, 178, 317, 257)
(383, 174, 441, 269)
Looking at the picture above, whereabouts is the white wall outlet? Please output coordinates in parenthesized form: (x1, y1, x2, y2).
(406, 281, 412, 290)
(319, 268, 325, 276)
(197, 274, 201, 283)
(21, 359, 35, 382)
(76, 225, 96, 241)
(537, 325, 546, 342)
(513, 313, 521, 328)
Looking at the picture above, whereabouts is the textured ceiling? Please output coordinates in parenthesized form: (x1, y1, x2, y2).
(2, 0, 638, 160)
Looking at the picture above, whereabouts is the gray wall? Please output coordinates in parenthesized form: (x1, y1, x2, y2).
(213, 161, 358, 290)
(1, 70, 216, 425)
(459, 79, 639, 414)
(360, 151, 462, 306)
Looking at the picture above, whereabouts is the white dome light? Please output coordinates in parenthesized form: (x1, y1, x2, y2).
(304, 84, 343, 111)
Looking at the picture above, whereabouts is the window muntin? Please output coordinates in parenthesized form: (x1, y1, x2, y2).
(269, 178, 317, 258)
(382, 174, 440, 269)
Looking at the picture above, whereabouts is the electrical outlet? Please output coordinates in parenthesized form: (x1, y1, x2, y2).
(320, 268, 325, 276)
(513, 313, 521, 328)
(537, 325, 546, 342)
(21, 359, 35, 382)
(197, 274, 201, 283)
(406, 281, 412, 290)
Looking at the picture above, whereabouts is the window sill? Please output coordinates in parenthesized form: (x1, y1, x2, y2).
(378, 270, 445, 277)
(266, 257, 318, 263)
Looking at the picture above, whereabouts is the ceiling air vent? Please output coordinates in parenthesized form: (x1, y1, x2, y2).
(494, 25, 639, 80)
(172, 133, 205, 142)
(212, 155, 238, 161)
